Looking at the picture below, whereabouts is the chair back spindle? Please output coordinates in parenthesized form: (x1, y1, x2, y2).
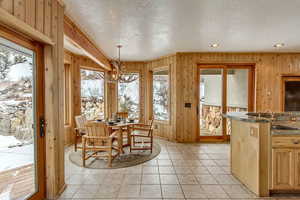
(148, 118, 154, 136)
(75, 115, 86, 130)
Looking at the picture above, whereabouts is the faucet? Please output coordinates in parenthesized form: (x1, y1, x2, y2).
(265, 110, 275, 120)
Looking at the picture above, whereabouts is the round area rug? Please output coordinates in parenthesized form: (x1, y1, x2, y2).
(69, 143, 161, 169)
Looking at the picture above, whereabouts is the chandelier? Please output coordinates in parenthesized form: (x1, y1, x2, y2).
(109, 45, 123, 82)
(108, 45, 138, 83)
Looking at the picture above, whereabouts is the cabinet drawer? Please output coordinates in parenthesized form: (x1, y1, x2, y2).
(272, 137, 300, 148)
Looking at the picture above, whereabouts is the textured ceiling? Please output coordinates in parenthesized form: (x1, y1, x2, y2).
(64, 0, 300, 61)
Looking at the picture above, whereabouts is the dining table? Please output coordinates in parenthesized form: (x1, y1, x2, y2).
(106, 121, 140, 154)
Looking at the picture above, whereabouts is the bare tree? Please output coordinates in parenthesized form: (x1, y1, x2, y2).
(0, 48, 28, 79)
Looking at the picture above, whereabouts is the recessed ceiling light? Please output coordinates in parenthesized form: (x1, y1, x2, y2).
(210, 43, 219, 48)
(273, 43, 285, 48)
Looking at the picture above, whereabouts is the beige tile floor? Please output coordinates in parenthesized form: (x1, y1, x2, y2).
(60, 139, 300, 200)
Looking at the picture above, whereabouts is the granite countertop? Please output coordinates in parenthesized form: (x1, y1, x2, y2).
(222, 112, 270, 123)
(223, 112, 300, 135)
(223, 112, 300, 123)
(272, 129, 300, 135)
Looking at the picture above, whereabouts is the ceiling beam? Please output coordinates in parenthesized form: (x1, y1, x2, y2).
(64, 15, 112, 71)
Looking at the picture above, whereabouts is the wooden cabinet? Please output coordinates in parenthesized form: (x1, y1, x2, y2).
(271, 136, 300, 191)
(295, 150, 300, 189)
(272, 149, 294, 189)
(231, 120, 270, 196)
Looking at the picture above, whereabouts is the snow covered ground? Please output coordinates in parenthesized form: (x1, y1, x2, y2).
(0, 137, 34, 172)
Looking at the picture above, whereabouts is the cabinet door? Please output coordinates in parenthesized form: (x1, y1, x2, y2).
(272, 149, 295, 189)
(295, 150, 300, 189)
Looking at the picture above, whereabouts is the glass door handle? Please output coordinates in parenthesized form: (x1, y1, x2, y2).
(40, 118, 46, 137)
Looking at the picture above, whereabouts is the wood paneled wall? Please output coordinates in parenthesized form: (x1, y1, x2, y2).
(175, 53, 300, 142)
(116, 53, 300, 143)
(107, 56, 177, 141)
(0, 0, 63, 38)
(64, 51, 106, 146)
(146, 55, 177, 141)
(0, 1, 65, 199)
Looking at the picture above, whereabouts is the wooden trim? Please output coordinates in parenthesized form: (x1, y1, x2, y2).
(148, 70, 153, 120)
(64, 15, 111, 70)
(198, 63, 256, 67)
(0, 24, 38, 50)
(56, 0, 65, 7)
(64, 64, 72, 126)
(0, 8, 54, 45)
(32, 42, 46, 200)
(0, 26, 46, 200)
(152, 65, 169, 72)
(222, 68, 227, 138)
(64, 51, 72, 64)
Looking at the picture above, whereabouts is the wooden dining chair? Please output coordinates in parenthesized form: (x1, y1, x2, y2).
(113, 112, 130, 145)
(116, 112, 129, 119)
(82, 122, 119, 167)
(74, 115, 87, 152)
(130, 119, 154, 153)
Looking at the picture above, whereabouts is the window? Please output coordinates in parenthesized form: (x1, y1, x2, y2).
(153, 69, 169, 121)
(118, 73, 140, 119)
(80, 69, 105, 120)
(64, 64, 71, 125)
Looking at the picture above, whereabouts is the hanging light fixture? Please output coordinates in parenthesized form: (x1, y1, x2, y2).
(109, 45, 123, 82)
(108, 45, 138, 83)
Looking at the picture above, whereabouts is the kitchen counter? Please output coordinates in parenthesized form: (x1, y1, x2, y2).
(223, 112, 270, 123)
(224, 112, 300, 135)
(224, 112, 300, 123)
(224, 112, 300, 196)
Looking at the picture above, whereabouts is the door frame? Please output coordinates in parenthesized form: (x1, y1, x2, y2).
(0, 25, 45, 200)
(197, 64, 255, 142)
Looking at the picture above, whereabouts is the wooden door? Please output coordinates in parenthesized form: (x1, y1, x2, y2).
(0, 27, 45, 200)
(272, 149, 295, 189)
(198, 66, 226, 140)
(197, 64, 255, 141)
(294, 150, 300, 189)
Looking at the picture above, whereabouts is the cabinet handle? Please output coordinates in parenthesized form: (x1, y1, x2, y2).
(292, 139, 300, 144)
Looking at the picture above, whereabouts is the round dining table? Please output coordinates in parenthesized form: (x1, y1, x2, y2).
(106, 122, 140, 154)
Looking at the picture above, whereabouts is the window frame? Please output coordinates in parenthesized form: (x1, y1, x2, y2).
(64, 63, 72, 125)
(117, 72, 141, 120)
(0, 25, 46, 200)
(80, 67, 106, 120)
(151, 66, 171, 123)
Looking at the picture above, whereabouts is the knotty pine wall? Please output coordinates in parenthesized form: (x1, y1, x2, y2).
(175, 53, 300, 142)
(0, 0, 65, 198)
(112, 56, 177, 141)
(64, 51, 107, 146)
(146, 55, 177, 141)
(119, 53, 300, 143)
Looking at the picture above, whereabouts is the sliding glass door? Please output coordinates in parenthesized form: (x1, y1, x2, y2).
(0, 31, 45, 200)
(199, 68, 224, 137)
(198, 65, 254, 141)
